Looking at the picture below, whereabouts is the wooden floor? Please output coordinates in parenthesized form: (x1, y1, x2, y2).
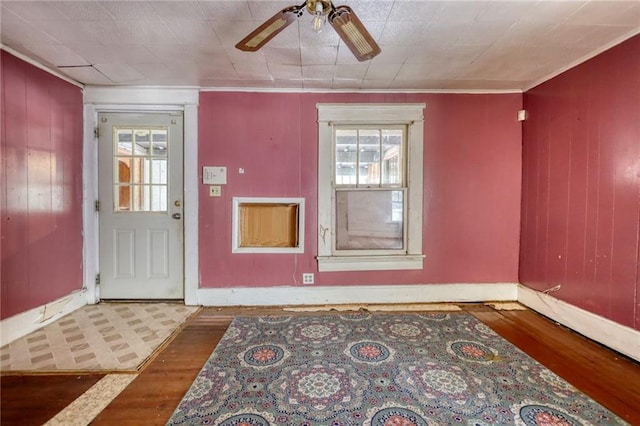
(2, 303, 639, 425)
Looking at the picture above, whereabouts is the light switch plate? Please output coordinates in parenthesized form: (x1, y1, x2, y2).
(203, 166, 227, 184)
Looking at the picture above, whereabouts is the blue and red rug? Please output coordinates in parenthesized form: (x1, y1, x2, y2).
(167, 313, 625, 425)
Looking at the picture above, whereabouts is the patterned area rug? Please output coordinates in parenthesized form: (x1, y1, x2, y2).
(1, 303, 198, 372)
(168, 313, 625, 425)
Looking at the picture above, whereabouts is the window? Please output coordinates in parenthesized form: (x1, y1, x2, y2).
(114, 127, 168, 212)
(317, 104, 425, 271)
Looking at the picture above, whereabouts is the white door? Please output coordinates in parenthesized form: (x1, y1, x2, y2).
(98, 112, 184, 299)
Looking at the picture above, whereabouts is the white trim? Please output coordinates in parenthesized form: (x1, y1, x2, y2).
(524, 28, 640, 91)
(232, 197, 305, 254)
(1, 45, 84, 89)
(183, 104, 199, 306)
(317, 255, 424, 271)
(317, 103, 425, 123)
(0, 290, 87, 346)
(195, 283, 517, 307)
(81, 87, 199, 304)
(517, 285, 640, 363)
(83, 104, 100, 304)
(84, 86, 199, 105)
(199, 87, 522, 94)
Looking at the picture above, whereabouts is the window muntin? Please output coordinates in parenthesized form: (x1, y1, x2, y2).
(114, 127, 168, 212)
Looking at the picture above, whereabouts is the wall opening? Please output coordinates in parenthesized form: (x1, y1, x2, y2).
(232, 197, 305, 253)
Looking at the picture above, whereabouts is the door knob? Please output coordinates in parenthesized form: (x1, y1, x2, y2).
(172, 213, 181, 219)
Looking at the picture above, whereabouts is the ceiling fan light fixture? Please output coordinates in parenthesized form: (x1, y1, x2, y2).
(311, 2, 326, 33)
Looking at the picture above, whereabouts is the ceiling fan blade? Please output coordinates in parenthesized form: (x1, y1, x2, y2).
(329, 5, 381, 61)
(236, 4, 304, 52)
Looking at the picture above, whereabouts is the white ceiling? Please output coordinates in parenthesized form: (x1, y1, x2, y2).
(1, 0, 639, 92)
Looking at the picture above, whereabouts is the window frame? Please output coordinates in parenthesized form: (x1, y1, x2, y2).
(317, 103, 425, 272)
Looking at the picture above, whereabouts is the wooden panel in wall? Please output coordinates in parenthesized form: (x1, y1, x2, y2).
(0, 51, 84, 319)
(239, 203, 299, 248)
(520, 34, 640, 330)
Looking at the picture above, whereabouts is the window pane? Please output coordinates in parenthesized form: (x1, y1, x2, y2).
(152, 130, 168, 156)
(116, 158, 131, 184)
(382, 129, 403, 185)
(151, 159, 167, 184)
(335, 190, 404, 250)
(130, 158, 149, 185)
(115, 185, 131, 211)
(133, 129, 151, 156)
(132, 185, 146, 211)
(358, 129, 380, 185)
(336, 129, 357, 185)
(117, 129, 133, 153)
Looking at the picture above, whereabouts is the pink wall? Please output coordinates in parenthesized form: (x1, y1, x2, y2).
(520, 35, 640, 330)
(199, 92, 522, 288)
(1, 51, 84, 320)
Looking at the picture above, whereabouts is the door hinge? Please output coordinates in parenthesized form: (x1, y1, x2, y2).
(94, 126, 100, 138)
(95, 200, 100, 212)
(95, 273, 101, 285)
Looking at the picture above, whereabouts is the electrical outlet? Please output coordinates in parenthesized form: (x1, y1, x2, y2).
(209, 185, 221, 197)
(302, 273, 314, 285)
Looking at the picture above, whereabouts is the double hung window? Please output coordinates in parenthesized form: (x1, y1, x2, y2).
(317, 104, 425, 272)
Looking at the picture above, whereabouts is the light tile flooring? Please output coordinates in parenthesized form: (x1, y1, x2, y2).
(1, 302, 198, 372)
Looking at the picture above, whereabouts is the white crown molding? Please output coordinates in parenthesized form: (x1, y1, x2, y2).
(199, 87, 522, 94)
(0, 290, 87, 347)
(517, 284, 640, 362)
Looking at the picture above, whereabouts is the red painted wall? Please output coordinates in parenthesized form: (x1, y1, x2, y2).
(1, 51, 84, 320)
(520, 35, 640, 330)
(199, 92, 522, 288)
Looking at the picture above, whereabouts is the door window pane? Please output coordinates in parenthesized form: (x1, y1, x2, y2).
(152, 130, 168, 156)
(151, 159, 167, 184)
(335, 190, 404, 250)
(117, 129, 133, 153)
(133, 130, 150, 155)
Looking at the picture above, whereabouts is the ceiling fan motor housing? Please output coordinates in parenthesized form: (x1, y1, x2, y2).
(306, 0, 332, 15)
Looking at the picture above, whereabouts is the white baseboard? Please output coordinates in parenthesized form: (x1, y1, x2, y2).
(517, 284, 640, 363)
(195, 282, 519, 307)
(4, 283, 635, 364)
(1, 290, 87, 347)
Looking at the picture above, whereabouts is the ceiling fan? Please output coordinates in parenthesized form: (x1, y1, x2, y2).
(235, 0, 381, 62)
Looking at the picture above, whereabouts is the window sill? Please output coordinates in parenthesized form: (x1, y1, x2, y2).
(317, 254, 425, 272)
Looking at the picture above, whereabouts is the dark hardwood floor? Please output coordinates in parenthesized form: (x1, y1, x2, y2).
(2, 304, 639, 425)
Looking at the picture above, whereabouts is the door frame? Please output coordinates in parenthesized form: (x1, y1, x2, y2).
(82, 87, 199, 305)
